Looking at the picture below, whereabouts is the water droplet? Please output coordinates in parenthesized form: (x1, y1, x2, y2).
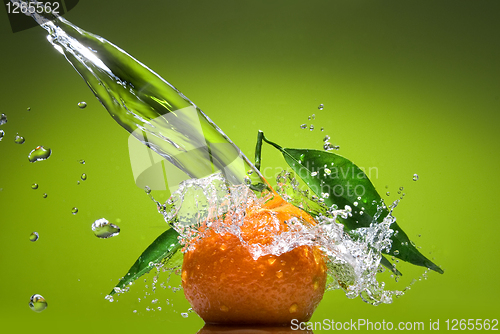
(320, 127, 324, 131)
(78, 159, 86, 164)
(394, 250, 400, 255)
(181, 312, 188, 318)
(412, 174, 419, 181)
(311, 171, 318, 176)
(399, 186, 404, 191)
(43, 193, 48, 198)
(324, 168, 332, 175)
(300, 123, 307, 129)
(71, 207, 78, 215)
(14, 135, 25, 144)
(29, 294, 47, 312)
(309, 124, 314, 131)
(27, 107, 31, 111)
(0, 130, 4, 141)
(31, 183, 38, 190)
(386, 192, 390, 196)
(318, 104, 324, 110)
(312, 114, 316, 119)
(243, 176, 251, 185)
(0, 114, 7, 125)
(246, 169, 253, 175)
(276, 270, 283, 279)
(81, 173, 87, 181)
(29, 232, 39, 242)
(92, 218, 120, 239)
(289, 303, 299, 313)
(323, 143, 340, 151)
(308, 116, 311, 120)
(144, 185, 151, 194)
(28, 146, 52, 163)
(353, 201, 358, 206)
(323, 135, 330, 142)
(78, 101, 87, 109)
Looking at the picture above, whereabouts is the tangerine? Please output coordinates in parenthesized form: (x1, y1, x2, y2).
(181, 193, 327, 325)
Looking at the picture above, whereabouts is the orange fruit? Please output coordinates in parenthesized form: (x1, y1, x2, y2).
(181, 193, 327, 325)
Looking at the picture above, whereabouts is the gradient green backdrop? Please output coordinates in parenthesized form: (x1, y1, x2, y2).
(1, 1, 499, 333)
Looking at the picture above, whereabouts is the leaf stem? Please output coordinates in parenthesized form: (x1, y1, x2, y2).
(255, 130, 264, 171)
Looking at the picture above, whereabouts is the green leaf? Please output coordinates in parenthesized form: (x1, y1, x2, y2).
(262, 133, 443, 275)
(109, 228, 182, 295)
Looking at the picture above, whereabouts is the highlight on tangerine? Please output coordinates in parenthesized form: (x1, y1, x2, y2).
(181, 192, 328, 325)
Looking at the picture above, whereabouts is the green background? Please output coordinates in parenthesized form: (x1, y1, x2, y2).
(1, 0, 499, 333)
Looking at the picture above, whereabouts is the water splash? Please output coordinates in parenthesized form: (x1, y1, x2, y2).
(161, 172, 402, 305)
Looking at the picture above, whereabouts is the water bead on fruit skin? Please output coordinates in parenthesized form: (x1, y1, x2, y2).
(78, 101, 87, 109)
(0, 113, 7, 125)
(0, 130, 4, 141)
(81, 173, 87, 181)
(413, 174, 419, 181)
(72, 207, 78, 215)
(300, 124, 307, 129)
(31, 183, 38, 190)
(318, 104, 324, 110)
